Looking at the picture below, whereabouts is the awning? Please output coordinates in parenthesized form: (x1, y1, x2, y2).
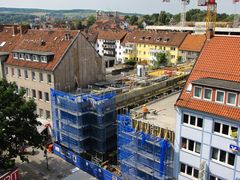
(36, 118, 51, 134)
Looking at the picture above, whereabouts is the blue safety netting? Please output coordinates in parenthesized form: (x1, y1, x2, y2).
(51, 88, 117, 154)
(117, 114, 174, 180)
(53, 143, 121, 180)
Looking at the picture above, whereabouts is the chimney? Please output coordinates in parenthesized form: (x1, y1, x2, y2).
(12, 25, 18, 36)
(0, 25, 4, 32)
(64, 33, 71, 41)
(206, 28, 214, 40)
(19, 25, 29, 36)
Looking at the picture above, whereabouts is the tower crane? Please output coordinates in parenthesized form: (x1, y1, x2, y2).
(162, 0, 190, 27)
(198, 0, 217, 33)
(233, 0, 240, 28)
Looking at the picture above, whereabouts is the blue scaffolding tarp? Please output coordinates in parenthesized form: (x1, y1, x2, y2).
(51, 88, 117, 154)
(117, 114, 174, 180)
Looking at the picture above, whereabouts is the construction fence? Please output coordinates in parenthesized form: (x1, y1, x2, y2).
(117, 114, 174, 180)
(53, 143, 120, 180)
(51, 88, 117, 154)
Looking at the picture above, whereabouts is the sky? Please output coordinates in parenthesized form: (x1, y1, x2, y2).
(0, 0, 239, 14)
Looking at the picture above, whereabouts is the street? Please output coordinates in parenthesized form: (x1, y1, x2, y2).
(15, 147, 87, 180)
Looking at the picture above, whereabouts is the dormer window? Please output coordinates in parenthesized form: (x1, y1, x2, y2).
(25, 54, 31, 61)
(227, 92, 237, 106)
(215, 90, 225, 103)
(40, 56, 47, 63)
(13, 53, 18, 59)
(194, 86, 202, 99)
(204, 88, 212, 101)
(19, 53, 25, 60)
(32, 55, 39, 62)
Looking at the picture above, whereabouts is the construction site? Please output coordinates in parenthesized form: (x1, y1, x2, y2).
(50, 60, 187, 179)
(118, 93, 178, 179)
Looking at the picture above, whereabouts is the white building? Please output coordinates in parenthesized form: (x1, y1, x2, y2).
(95, 30, 127, 67)
(174, 34, 240, 180)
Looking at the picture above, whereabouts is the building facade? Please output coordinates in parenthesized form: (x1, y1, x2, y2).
(0, 25, 105, 124)
(122, 30, 188, 65)
(174, 35, 240, 180)
(95, 30, 126, 67)
(179, 34, 206, 62)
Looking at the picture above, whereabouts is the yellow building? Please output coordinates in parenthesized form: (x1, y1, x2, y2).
(122, 30, 188, 65)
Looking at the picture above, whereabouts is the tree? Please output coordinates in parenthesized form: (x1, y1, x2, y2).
(124, 59, 137, 66)
(129, 15, 138, 25)
(154, 53, 169, 67)
(87, 15, 96, 27)
(177, 56, 183, 64)
(0, 79, 44, 169)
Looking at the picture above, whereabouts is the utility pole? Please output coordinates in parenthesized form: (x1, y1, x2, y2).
(44, 149, 49, 170)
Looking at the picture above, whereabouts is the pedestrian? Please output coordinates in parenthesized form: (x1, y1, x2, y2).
(141, 104, 149, 120)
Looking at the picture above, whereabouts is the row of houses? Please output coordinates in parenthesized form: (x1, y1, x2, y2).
(85, 29, 207, 67)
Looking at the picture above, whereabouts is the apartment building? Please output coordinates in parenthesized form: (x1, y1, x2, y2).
(122, 30, 188, 65)
(174, 33, 240, 180)
(0, 25, 105, 124)
(95, 30, 127, 67)
(179, 34, 206, 62)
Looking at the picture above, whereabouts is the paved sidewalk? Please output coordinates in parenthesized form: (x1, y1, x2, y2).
(15, 147, 94, 180)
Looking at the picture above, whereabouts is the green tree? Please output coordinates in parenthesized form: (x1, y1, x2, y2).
(177, 56, 183, 64)
(129, 15, 138, 25)
(87, 15, 96, 27)
(0, 79, 44, 169)
(124, 59, 137, 66)
(154, 53, 169, 67)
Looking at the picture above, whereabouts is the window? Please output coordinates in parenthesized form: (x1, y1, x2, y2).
(227, 92, 237, 106)
(31, 71, 36, 80)
(47, 74, 52, 83)
(213, 121, 238, 138)
(40, 56, 47, 63)
(182, 113, 203, 128)
(24, 70, 28, 79)
(181, 137, 201, 154)
(39, 108, 44, 118)
(39, 73, 43, 82)
(25, 54, 31, 61)
(38, 91, 42, 100)
(17, 69, 21, 78)
(215, 90, 225, 103)
(32, 55, 39, 62)
(171, 55, 175, 59)
(32, 89, 36, 98)
(211, 147, 235, 166)
(5, 67, 8, 75)
(11, 68, 14, 76)
(171, 47, 176, 51)
(194, 86, 202, 99)
(46, 110, 50, 119)
(180, 163, 199, 179)
(13, 53, 18, 59)
(204, 88, 212, 100)
(19, 53, 25, 60)
(45, 92, 49, 102)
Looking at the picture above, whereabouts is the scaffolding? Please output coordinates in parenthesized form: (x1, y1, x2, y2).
(51, 88, 117, 155)
(117, 114, 174, 180)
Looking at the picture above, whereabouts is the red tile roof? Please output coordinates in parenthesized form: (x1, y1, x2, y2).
(122, 30, 188, 47)
(0, 27, 78, 71)
(97, 30, 127, 41)
(179, 34, 206, 52)
(176, 36, 240, 121)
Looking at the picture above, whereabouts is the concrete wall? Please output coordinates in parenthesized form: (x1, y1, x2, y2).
(174, 107, 240, 180)
(54, 33, 105, 91)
